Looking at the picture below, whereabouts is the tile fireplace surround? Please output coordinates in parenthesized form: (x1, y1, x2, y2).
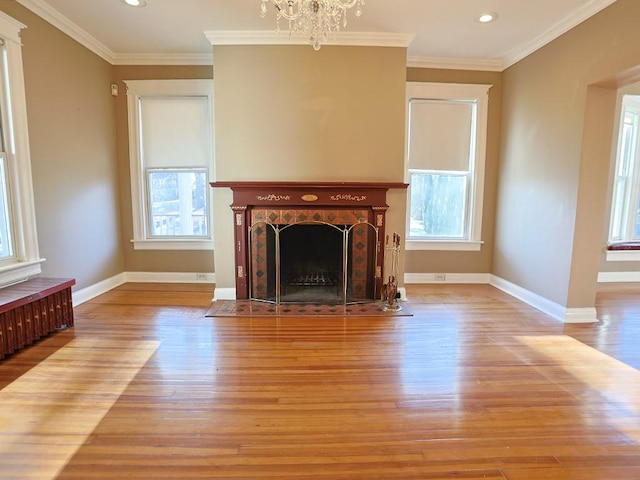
(210, 181, 407, 303)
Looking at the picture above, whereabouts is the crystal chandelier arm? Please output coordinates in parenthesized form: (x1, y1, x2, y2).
(337, 0, 360, 8)
(260, 0, 365, 49)
(263, 0, 363, 19)
(263, 0, 299, 21)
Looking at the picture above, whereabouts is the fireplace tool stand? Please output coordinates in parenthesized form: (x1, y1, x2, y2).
(382, 232, 402, 312)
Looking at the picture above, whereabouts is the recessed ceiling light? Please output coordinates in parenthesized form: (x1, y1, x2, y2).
(477, 12, 498, 23)
(123, 0, 146, 6)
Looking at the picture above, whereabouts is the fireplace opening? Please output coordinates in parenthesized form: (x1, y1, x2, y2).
(279, 223, 348, 304)
(248, 210, 378, 304)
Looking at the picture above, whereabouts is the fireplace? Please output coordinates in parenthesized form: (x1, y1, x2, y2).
(210, 181, 407, 304)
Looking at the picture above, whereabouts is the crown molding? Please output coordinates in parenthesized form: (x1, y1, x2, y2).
(501, 0, 617, 69)
(205, 30, 415, 48)
(407, 55, 503, 72)
(16, 0, 617, 71)
(113, 52, 214, 66)
(16, 0, 115, 64)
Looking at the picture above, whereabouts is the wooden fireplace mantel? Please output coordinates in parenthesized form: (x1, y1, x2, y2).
(210, 181, 407, 300)
(210, 181, 408, 189)
(210, 181, 408, 208)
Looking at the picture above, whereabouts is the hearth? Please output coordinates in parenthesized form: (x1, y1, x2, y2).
(210, 181, 407, 304)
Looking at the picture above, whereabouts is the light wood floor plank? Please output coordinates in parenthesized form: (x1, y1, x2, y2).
(0, 282, 638, 479)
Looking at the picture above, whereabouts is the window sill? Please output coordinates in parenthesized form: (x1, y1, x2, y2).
(0, 258, 46, 286)
(405, 240, 483, 252)
(132, 239, 214, 251)
(606, 249, 640, 262)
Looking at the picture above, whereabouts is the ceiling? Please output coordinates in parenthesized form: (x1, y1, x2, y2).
(16, 0, 617, 71)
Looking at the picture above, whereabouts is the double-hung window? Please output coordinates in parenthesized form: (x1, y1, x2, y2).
(405, 82, 490, 251)
(607, 94, 640, 260)
(125, 80, 214, 250)
(0, 12, 43, 284)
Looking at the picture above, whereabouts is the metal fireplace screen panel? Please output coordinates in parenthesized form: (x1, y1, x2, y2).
(249, 208, 372, 303)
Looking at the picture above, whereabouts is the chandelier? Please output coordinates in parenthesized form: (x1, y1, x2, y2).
(260, 0, 365, 50)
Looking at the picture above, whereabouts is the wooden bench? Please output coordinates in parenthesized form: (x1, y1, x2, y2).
(0, 277, 75, 360)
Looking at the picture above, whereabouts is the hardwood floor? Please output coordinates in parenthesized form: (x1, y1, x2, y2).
(0, 282, 639, 479)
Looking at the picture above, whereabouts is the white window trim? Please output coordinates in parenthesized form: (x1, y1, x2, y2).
(405, 82, 491, 251)
(405, 240, 483, 252)
(124, 79, 214, 250)
(606, 250, 640, 262)
(607, 94, 640, 246)
(0, 13, 44, 285)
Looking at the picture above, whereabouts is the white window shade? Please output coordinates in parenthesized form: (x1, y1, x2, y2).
(404, 82, 491, 250)
(125, 79, 214, 250)
(140, 96, 211, 169)
(408, 99, 473, 172)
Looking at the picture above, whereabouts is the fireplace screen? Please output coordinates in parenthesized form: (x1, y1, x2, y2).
(249, 217, 378, 305)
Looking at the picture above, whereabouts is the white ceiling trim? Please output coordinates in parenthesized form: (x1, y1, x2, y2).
(205, 31, 416, 48)
(407, 56, 503, 72)
(16, 0, 115, 64)
(501, 0, 618, 69)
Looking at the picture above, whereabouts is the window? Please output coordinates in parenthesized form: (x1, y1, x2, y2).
(405, 82, 491, 251)
(0, 13, 43, 284)
(609, 96, 640, 241)
(147, 168, 208, 237)
(125, 80, 214, 250)
(607, 94, 640, 261)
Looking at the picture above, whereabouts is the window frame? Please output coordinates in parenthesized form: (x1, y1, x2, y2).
(404, 82, 491, 252)
(125, 79, 214, 251)
(407, 169, 471, 240)
(146, 167, 209, 239)
(607, 94, 640, 261)
(0, 13, 44, 284)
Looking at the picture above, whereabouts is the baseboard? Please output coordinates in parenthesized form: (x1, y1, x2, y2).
(72, 270, 599, 323)
(213, 287, 236, 301)
(405, 271, 596, 322)
(72, 273, 127, 306)
(598, 271, 640, 282)
(404, 272, 492, 284)
(72, 271, 216, 306)
(563, 307, 600, 323)
(490, 275, 598, 323)
(125, 271, 216, 283)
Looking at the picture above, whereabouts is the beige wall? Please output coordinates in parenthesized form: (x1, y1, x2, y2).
(404, 68, 502, 274)
(113, 65, 215, 273)
(0, 3, 217, 289)
(212, 45, 407, 292)
(568, 85, 617, 305)
(496, 0, 640, 308)
(0, 1, 122, 290)
(7, 0, 640, 303)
